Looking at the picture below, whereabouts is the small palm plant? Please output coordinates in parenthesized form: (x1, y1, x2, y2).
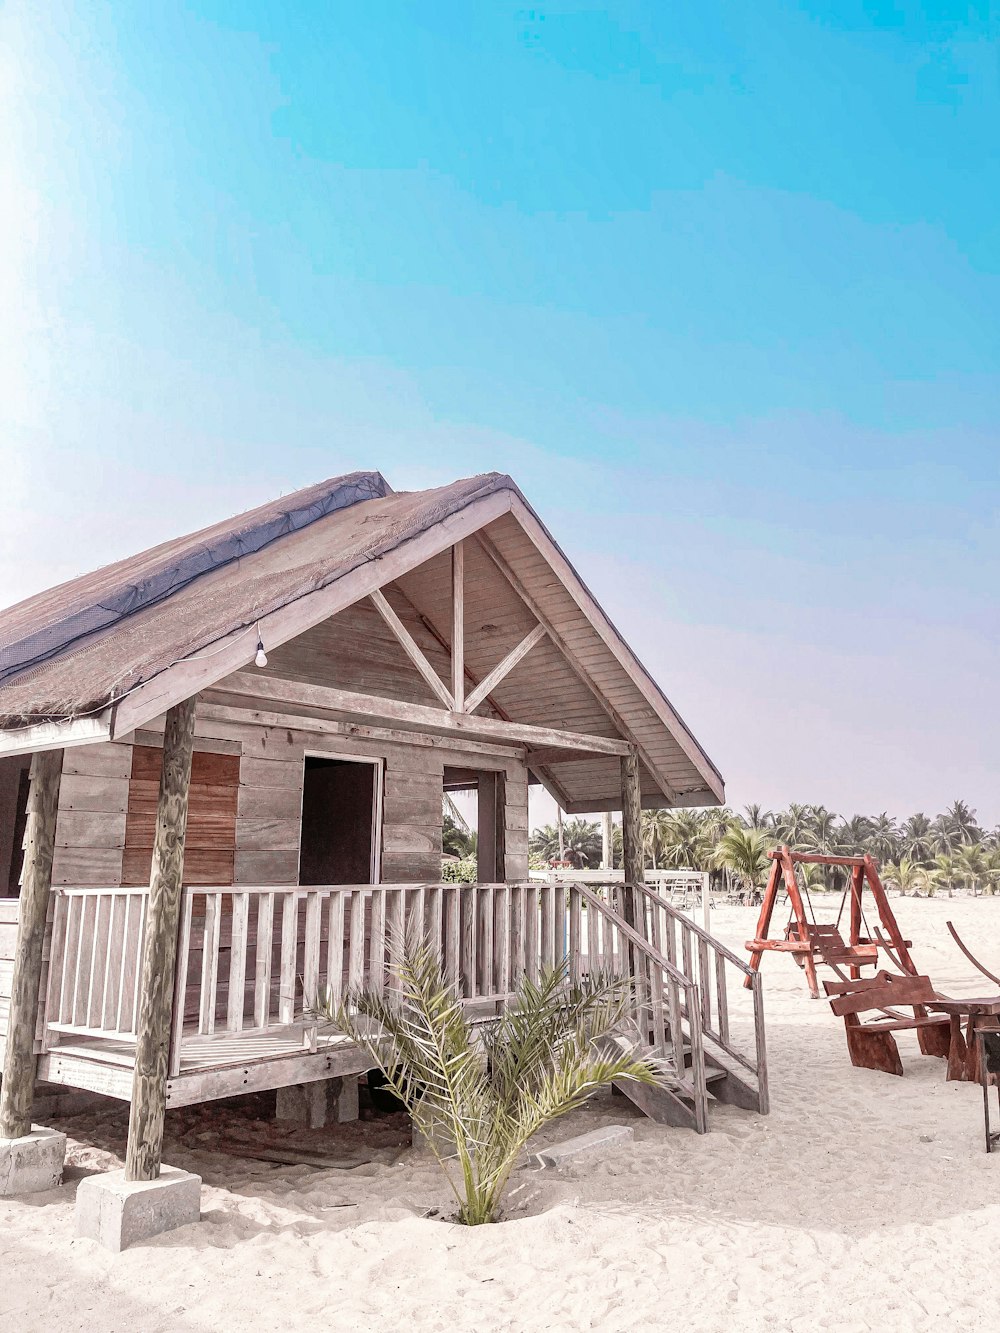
(317, 938, 663, 1226)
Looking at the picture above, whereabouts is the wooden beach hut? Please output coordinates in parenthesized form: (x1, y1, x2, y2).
(0, 471, 766, 1240)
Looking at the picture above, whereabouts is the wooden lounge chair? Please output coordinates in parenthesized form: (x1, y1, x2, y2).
(823, 970, 951, 1076)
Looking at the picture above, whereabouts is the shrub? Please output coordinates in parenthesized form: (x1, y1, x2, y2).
(321, 940, 663, 1225)
(441, 857, 477, 883)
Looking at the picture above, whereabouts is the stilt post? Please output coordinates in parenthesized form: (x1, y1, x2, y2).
(124, 697, 196, 1182)
(0, 750, 63, 1140)
(620, 746, 644, 926)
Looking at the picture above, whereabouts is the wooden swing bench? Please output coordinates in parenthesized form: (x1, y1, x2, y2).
(746, 848, 917, 998)
(784, 922, 879, 970)
(823, 971, 951, 1076)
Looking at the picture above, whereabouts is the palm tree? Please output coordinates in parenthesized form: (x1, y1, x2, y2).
(835, 815, 873, 857)
(443, 814, 476, 860)
(937, 800, 983, 851)
(808, 806, 839, 853)
(867, 812, 900, 864)
(743, 804, 774, 830)
(528, 819, 601, 868)
(560, 818, 602, 868)
(881, 857, 928, 896)
(529, 824, 562, 863)
(777, 803, 813, 848)
(930, 853, 959, 897)
(715, 827, 772, 899)
(652, 810, 712, 870)
(900, 813, 934, 866)
(323, 941, 662, 1225)
(955, 844, 991, 895)
(949, 799, 986, 842)
(641, 809, 674, 870)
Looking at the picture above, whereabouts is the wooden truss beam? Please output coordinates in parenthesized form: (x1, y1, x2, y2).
(213, 671, 633, 757)
(369, 589, 454, 709)
(451, 541, 465, 711)
(464, 623, 547, 715)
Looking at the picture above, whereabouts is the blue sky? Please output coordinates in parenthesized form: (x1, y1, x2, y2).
(2, 1, 998, 823)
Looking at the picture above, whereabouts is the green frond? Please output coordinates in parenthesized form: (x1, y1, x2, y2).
(319, 932, 663, 1226)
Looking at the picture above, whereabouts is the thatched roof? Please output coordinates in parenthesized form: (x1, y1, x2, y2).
(0, 472, 506, 725)
(0, 470, 725, 808)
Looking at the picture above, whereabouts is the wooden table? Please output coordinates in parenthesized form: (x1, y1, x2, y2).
(927, 996, 1000, 1082)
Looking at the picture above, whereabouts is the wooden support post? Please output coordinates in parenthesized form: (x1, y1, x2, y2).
(451, 541, 465, 711)
(601, 811, 613, 871)
(473, 773, 507, 883)
(620, 747, 644, 932)
(745, 855, 783, 988)
(0, 750, 63, 1140)
(849, 864, 864, 979)
(124, 697, 196, 1182)
(863, 854, 917, 975)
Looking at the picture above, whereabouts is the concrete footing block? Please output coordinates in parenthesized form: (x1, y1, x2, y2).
(276, 1076, 359, 1129)
(75, 1164, 202, 1252)
(0, 1125, 66, 1196)
(530, 1124, 635, 1169)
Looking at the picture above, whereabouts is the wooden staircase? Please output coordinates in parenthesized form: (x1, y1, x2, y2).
(570, 882, 769, 1133)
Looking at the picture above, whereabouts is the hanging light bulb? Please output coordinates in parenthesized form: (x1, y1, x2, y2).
(254, 635, 268, 668)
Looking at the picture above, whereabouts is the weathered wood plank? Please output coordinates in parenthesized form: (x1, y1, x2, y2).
(52, 846, 124, 886)
(235, 850, 299, 885)
(58, 774, 129, 814)
(55, 810, 128, 850)
(235, 817, 302, 852)
(62, 743, 133, 779)
(237, 786, 303, 821)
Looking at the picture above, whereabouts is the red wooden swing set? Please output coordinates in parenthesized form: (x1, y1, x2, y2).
(744, 845, 917, 999)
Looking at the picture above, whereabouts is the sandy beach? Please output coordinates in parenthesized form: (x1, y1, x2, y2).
(3, 893, 999, 1333)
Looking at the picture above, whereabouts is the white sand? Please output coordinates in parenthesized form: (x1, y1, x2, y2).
(4, 894, 1000, 1333)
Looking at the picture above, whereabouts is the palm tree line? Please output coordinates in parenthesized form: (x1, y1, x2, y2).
(529, 800, 1000, 897)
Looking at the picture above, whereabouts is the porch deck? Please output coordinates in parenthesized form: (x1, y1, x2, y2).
(31, 879, 767, 1129)
(40, 1024, 365, 1108)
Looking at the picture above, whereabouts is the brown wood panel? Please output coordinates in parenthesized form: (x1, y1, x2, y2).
(122, 846, 235, 887)
(129, 746, 240, 787)
(123, 746, 239, 886)
(127, 779, 239, 816)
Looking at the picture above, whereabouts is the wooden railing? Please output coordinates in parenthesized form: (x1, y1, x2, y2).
(44, 887, 149, 1046)
(629, 880, 768, 1113)
(567, 882, 710, 1131)
(41, 880, 762, 1130)
(167, 881, 576, 1074)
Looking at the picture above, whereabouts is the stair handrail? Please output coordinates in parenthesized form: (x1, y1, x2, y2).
(571, 882, 710, 1133)
(631, 880, 752, 972)
(627, 879, 769, 1114)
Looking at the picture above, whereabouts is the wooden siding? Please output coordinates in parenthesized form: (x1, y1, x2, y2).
(52, 743, 132, 887)
(199, 707, 529, 884)
(123, 746, 239, 887)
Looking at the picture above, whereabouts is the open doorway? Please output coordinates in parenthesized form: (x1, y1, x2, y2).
(443, 766, 505, 882)
(299, 754, 383, 885)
